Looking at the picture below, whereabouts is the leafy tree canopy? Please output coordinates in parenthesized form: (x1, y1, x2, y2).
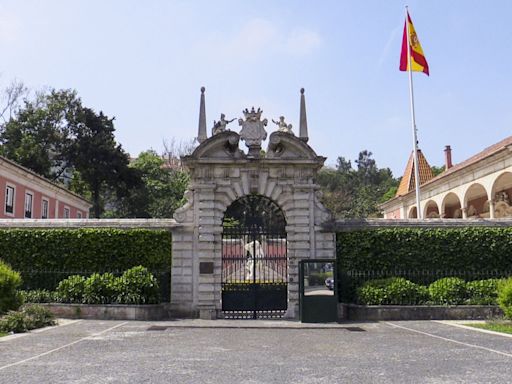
(0, 88, 140, 217)
(109, 150, 189, 218)
(317, 150, 398, 218)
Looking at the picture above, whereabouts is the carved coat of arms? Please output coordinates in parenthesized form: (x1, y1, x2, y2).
(238, 107, 268, 155)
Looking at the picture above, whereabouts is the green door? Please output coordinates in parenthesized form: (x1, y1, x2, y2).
(299, 259, 338, 323)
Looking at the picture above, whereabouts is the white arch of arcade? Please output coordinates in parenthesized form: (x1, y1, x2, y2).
(431, 172, 512, 219)
(402, 171, 512, 220)
(463, 183, 489, 218)
(491, 171, 512, 218)
(423, 200, 440, 218)
(441, 192, 462, 218)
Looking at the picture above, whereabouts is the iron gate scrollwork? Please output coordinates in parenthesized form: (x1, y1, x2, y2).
(222, 195, 287, 319)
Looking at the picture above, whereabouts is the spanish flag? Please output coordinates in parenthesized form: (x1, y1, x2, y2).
(400, 11, 429, 76)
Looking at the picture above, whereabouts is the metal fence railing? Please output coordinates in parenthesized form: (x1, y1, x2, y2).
(17, 269, 171, 303)
(338, 269, 512, 305)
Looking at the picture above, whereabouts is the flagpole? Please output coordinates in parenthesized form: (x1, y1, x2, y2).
(405, 6, 423, 219)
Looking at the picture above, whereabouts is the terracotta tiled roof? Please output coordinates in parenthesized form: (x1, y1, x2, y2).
(396, 149, 435, 197)
(425, 136, 512, 184)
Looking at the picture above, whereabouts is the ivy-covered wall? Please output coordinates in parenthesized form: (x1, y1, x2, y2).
(336, 228, 512, 271)
(0, 228, 172, 272)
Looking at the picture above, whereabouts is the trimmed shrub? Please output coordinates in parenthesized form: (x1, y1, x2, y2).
(466, 279, 500, 305)
(357, 279, 389, 305)
(497, 278, 512, 319)
(82, 273, 118, 304)
(336, 228, 512, 303)
(29, 267, 161, 305)
(0, 260, 22, 314)
(386, 278, 428, 305)
(428, 277, 467, 305)
(56, 275, 86, 303)
(20, 289, 60, 304)
(357, 277, 428, 305)
(116, 266, 160, 304)
(337, 228, 512, 271)
(0, 229, 172, 290)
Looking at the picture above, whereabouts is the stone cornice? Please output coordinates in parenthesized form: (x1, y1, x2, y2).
(0, 218, 181, 229)
(184, 157, 326, 167)
(323, 218, 512, 232)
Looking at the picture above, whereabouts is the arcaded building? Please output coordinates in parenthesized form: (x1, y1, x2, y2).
(380, 136, 512, 219)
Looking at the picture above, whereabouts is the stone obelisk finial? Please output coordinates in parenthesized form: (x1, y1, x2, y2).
(299, 88, 309, 142)
(197, 87, 207, 143)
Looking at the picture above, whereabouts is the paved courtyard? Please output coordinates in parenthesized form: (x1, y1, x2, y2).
(1, 319, 512, 383)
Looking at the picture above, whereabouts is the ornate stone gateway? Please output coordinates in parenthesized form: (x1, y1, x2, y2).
(170, 88, 335, 319)
(221, 195, 288, 319)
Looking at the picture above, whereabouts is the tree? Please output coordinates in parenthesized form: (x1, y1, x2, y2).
(68, 108, 141, 218)
(0, 87, 141, 217)
(114, 150, 189, 218)
(0, 79, 28, 125)
(0, 89, 81, 181)
(431, 165, 445, 177)
(317, 150, 398, 218)
(162, 137, 195, 165)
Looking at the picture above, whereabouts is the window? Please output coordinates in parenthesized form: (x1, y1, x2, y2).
(64, 207, 70, 218)
(24, 192, 33, 218)
(5, 185, 14, 215)
(42, 199, 49, 219)
(77, 211, 82, 219)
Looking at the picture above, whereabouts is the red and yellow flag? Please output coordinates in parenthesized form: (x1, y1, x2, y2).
(400, 11, 429, 76)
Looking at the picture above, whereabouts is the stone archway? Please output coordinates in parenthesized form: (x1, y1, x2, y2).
(170, 89, 334, 319)
(221, 195, 288, 319)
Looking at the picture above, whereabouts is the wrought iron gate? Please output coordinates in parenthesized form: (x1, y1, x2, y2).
(221, 195, 287, 319)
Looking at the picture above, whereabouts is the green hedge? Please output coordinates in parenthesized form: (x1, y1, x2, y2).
(357, 277, 501, 305)
(0, 229, 171, 290)
(357, 277, 428, 305)
(337, 228, 512, 271)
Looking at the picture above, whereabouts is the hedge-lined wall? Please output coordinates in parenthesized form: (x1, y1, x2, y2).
(0, 228, 172, 272)
(336, 228, 512, 271)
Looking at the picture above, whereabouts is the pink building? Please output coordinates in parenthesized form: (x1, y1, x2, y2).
(0, 155, 91, 219)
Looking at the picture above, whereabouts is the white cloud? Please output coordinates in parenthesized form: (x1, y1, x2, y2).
(378, 26, 400, 68)
(285, 28, 322, 56)
(195, 18, 322, 62)
(0, 7, 21, 44)
(230, 18, 278, 56)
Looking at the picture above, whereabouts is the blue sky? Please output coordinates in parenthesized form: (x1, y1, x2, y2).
(0, 0, 511, 177)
